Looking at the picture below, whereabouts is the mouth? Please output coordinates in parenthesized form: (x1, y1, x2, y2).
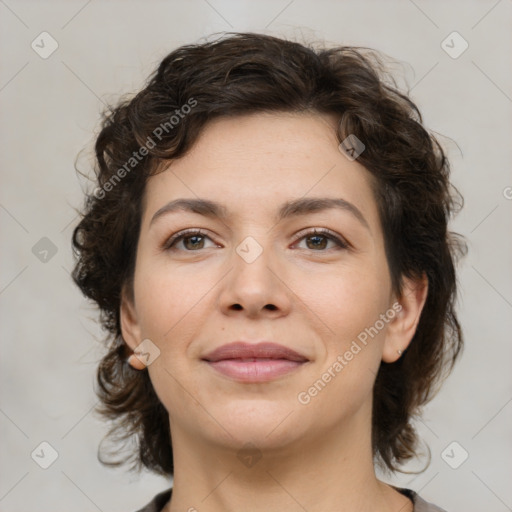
(202, 341, 309, 382)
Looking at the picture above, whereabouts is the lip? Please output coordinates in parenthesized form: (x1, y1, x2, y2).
(202, 341, 308, 383)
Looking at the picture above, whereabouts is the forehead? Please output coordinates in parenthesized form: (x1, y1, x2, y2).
(141, 112, 381, 232)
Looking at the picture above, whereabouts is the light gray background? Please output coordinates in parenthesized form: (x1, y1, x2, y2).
(1, 1, 511, 511)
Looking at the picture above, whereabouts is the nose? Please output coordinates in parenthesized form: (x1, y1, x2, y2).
(217, 241, 292, 319)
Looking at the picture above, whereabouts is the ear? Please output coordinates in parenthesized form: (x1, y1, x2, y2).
(120, 285, 145, 370)
(382, 273, 428, 363)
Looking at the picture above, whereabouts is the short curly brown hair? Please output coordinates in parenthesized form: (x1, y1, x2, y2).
(71, 32, 466, 476)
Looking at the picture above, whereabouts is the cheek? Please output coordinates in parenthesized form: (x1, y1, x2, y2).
(297, 270, 389, 413)
(298, 262, 390, 340)
(133, 258, 202, 334)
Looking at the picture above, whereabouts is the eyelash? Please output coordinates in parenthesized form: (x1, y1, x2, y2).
(162, 227, 349, 252)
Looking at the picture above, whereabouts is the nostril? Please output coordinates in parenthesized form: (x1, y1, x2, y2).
(229, 304, 277, 311)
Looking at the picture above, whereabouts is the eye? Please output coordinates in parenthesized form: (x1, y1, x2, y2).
(162, 229, 218, 251)
(292, 228, 349, 251)
(162, 227, 349, 253)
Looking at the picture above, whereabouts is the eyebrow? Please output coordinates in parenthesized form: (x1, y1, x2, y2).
(150, 197, 370, 230)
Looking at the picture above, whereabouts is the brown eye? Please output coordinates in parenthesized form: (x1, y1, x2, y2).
(181, 234, 206, 250)
(293, 228, 348, 251)
(163, 229, 217, 251)
(305, 234, 329, 250)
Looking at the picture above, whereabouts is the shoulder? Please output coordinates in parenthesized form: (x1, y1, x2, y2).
(398, 487, 449, 512)
(133, 488, 172, 512)
(135, 486, 447, 512)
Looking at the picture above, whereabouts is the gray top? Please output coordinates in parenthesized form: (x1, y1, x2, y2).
(134, 487, 447, 512)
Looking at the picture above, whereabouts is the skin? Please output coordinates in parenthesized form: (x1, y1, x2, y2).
(121, 112, 428, 512)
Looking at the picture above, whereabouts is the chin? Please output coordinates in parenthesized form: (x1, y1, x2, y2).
(212, 398, 302, 448)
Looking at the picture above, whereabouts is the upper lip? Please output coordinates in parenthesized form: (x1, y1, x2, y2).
(202, 342, 308, 363)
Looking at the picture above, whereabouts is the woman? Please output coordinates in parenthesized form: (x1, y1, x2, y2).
(72, 32, 466, 512)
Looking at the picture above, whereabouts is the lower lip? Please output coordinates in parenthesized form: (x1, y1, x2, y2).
(206, 359, 305, 382)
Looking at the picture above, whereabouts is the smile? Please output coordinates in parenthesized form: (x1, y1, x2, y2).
(202, 342, 308, 383)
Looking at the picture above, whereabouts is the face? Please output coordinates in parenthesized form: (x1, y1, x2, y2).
(121, 112, 424, 454)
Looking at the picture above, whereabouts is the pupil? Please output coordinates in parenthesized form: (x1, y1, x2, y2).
(186, 235, 203, 249)
(308, 235, 326, 249)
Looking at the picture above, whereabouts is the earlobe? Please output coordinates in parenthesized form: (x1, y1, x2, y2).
(127, 353, 147, 370)
(382, 273, 428, 363)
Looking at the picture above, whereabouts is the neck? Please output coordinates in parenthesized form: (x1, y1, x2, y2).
(164, 404, 413, 512)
